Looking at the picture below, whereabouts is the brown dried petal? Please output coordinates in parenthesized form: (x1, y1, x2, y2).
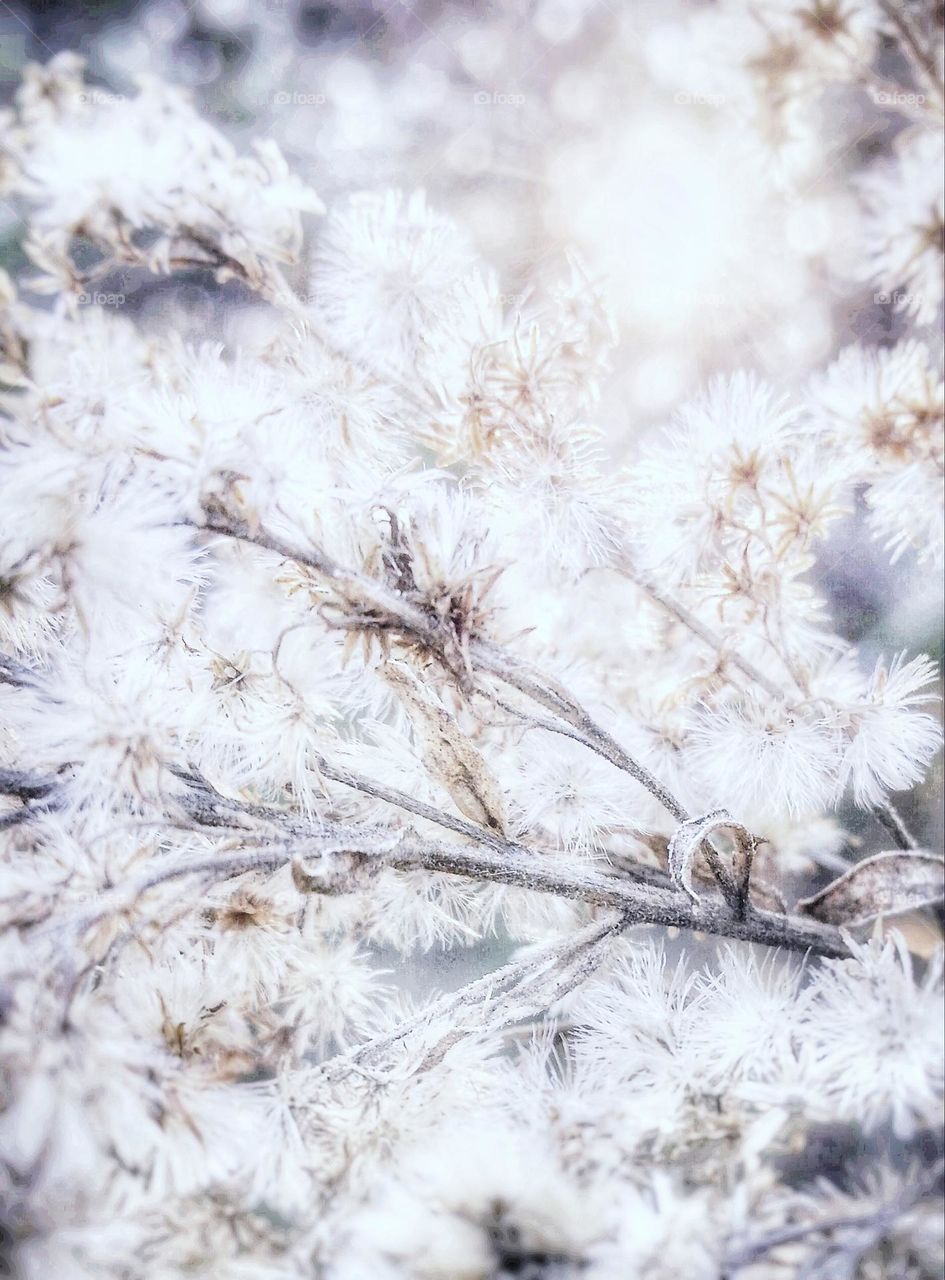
(384, 661, 508, 835)
(797, 850, 945, 926)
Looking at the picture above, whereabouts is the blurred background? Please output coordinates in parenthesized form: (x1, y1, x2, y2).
(0, 0, 926, 404)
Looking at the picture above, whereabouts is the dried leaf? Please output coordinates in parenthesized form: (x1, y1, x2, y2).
(668, 808, 758, 904)
(291, 849, 366, 895)
(291, 832, 400, 894)
(383, 661, 508, 835)
(797, 850, 945, 926)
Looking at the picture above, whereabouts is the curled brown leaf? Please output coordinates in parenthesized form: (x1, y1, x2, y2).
(796, 850, 945, 927)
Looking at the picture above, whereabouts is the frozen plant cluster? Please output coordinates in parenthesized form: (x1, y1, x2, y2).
(0, 8, 943, 1279)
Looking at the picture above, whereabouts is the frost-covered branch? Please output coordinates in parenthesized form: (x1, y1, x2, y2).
(308, 912, 627, 1084)
(4, 765, 845, 957)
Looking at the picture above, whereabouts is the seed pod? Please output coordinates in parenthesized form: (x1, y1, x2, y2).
(383, 661, 508, 835)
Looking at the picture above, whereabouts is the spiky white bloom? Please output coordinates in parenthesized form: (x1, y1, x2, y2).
(806, 341, 945, 568)
(504, 732, 640, 855)
(684, 698, 845, 821)
(858, 128, 945, 326)
(369, 479, 513, 646)
(310, 190, 495, 382)
(586, 1175, 724, 1280)
(867, 458, 945, 568)
(685, 947, 807, 1088)
(574, 944, 700, 1105)
(629, 371, 803, 582)
(837, 653, 943, 808)
(481, 435, 623, 580)
(331, 1120, 608, 1280)
(806, 341, 943, 458)
(802, 933, 945, 1137)
(7, 661, 201, 814)
(112, 952, 252, 1066)
(7, 55, 323, 289)
(278, 932, 389, 1057)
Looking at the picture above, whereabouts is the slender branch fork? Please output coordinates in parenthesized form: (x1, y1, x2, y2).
(194, 516, 697, 816)
(1, 515, 850, 959)
(196, 515, 917, 861)
(193, 515, 751, 911)
(301, 912, 629, 1086)
(194, 510, 918, 887)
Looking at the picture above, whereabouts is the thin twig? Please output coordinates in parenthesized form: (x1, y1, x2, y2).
(878, 0, 945, 98)
(473, 644, 688, 821)
(197, 515, 437, 643)
(619, 560, 786, 702)
(382, 838, 846, 958)
(724, 1159, 945, 1271)
(311, 752, 516, 855)
(872, 799, 919, 850)
(301, 912, 629, 1088)
(193, 516, 722, 852)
